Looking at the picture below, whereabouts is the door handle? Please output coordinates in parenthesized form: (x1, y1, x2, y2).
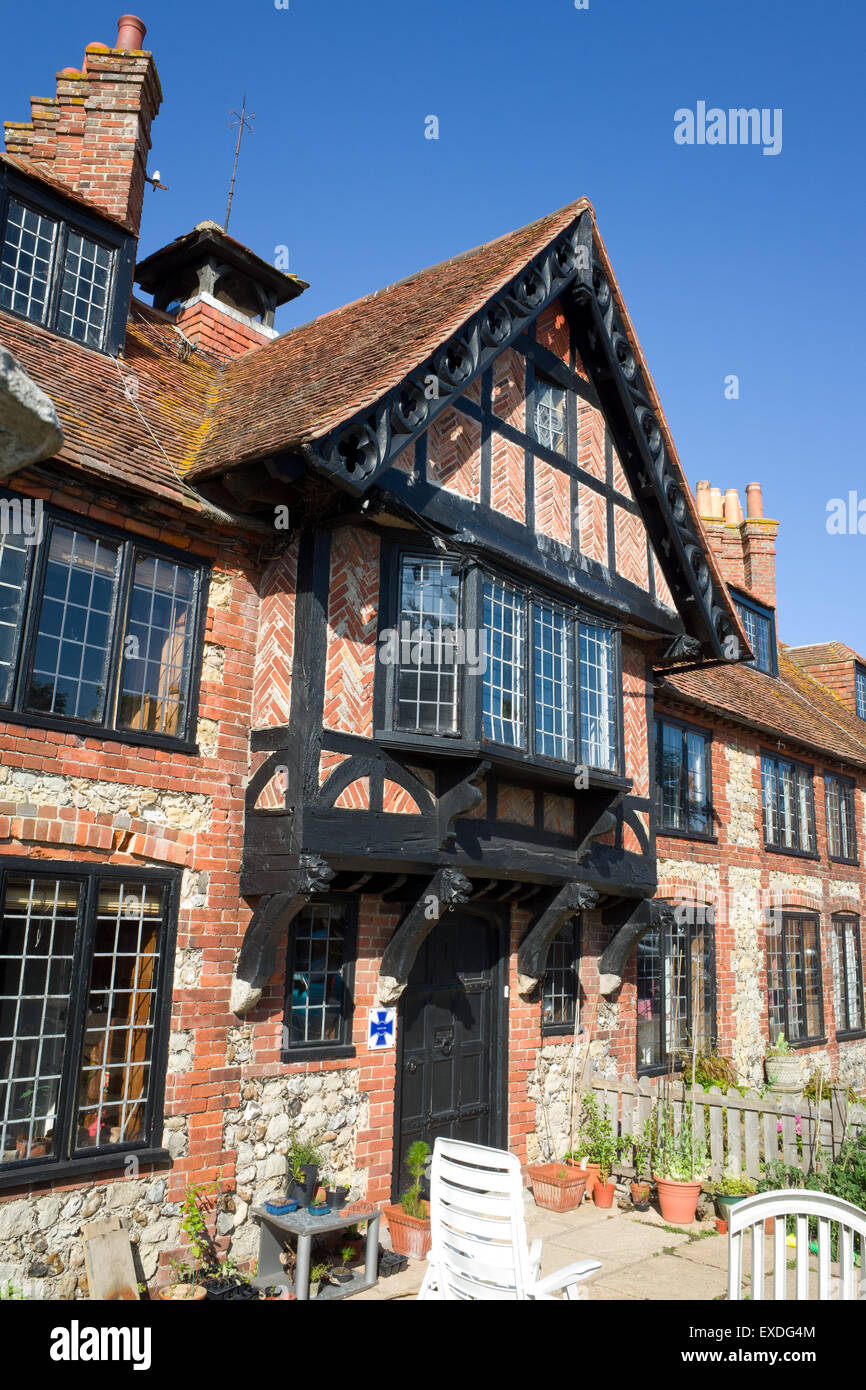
(439, 1038, 453, 1056)
(405, 1059, 418, 1073)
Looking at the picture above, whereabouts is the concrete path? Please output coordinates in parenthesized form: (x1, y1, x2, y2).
(351, 1192, 734, 1301)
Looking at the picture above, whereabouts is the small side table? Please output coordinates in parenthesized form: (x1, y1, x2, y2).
(251, 1204, 381, 1300)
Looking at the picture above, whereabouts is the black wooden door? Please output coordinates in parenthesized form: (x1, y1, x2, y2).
(393, 910, 503, 1201)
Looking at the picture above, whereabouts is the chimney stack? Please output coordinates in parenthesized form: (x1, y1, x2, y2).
(697, 482, 779, 609)
(3, 15, 161, 235)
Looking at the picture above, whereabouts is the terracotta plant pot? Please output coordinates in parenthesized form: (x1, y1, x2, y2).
(716, 1218, 728, 1235)
(157, 1284, 207, 1301)
(567, 1159, 601, 1196)
(384, 1202, 431, 1260)
(654, 1176, 703, 1225)
(592, 1178, 616, 1209)
(527, 1164, 587, 1213)
(630, 1181, 651, 1210)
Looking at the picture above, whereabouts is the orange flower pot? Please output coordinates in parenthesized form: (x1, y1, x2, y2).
(592, 1178, 616, 1209)
(384, 1202, 431, 1260)
(654, 1176, 702, 1225)
(527, 1164, 587, 1213)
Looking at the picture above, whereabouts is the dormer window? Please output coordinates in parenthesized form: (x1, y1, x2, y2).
(0, 170, 133, 355)
(856, 666, 866, 721)
(732, 590, 776, 675)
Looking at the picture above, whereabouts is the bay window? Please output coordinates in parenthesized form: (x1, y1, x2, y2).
(0, 494, 207, 747)
(832, 914, 864, 1038)
(761, 753, 816, 854)
(767, 912, 824, 1045)
(0, 864, 176, 1179)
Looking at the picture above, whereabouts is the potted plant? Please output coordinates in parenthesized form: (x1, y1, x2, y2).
(629, 1124, 652, 1210)
(526, 1160, 588, 1212)
(158, 1260, 207, 1301)
(765, 1035, 801, 1092)
(330, 1245, 356, 1286)
(309, 1260, 332, 1299)
(287, 1136, 322, 1208)
(564, 1092, 619, 1206)
(158, 1182, 217, 1301)
(384, 1140, 432, 1260)
(652, 1097, 709, 1225)
(713, 1173, 756, 1222)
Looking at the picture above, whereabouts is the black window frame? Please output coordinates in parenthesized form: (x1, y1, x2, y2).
(0, 167, 135, 356)
(856, 665, 866, 722)
(376, 540, 624, 780)
(760, 750, 818, 859)
(766, 910, 825, 1047)
(653, 714, 714, 841)
(533, 371, 570, 459)
(0, 858, 178, 1191)
(541, 920, 580, 1035)
(831, 913, 865, 1040)
(731, 589, 777, 676)
(824, 771, 858, 865)
(281, 895, 358, 1064)
(636, 907, 717, 1077)
(0, 489, 209, 752)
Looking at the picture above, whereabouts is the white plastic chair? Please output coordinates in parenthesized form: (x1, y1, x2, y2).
(728, 1189, 866, 1301)
(418, 1137, 601, 1300)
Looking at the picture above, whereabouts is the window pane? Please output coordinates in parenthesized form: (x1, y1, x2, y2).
(834, 917, 864, 1034)
(658, 722, 684, 830)
(0, 199, 57, 325)
(483, 579, 525, 748)
(535, 378, 567, 456)
(542, 924, 578, 1028)
(288, 904, 347, 1046)
(0, 876, 81, 1164)
(533, 602, 574, 760)
(801, 918, 822, 1039)
(56, 231, 114, 348)
(24, 525, 120, 722)
(761, 756, 778, 844)
(579, 623, 616, 771)
(395, 557, 460, 734)
(118, 554, 197, 737)
(766, 917, 786, 1042)
(856, 668, 866, 721)
(0, 523, 29, 704)
(686, 732, 710, 834)
(74, 882, 165, 1151)
(637, 928, 662, 1071)
(796, 768, 814, 852)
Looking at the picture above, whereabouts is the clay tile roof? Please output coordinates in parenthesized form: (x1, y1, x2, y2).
(785, 641, 863, 667)
(0, 299, 219, 510)
(188, 199, 592, 479)
(658, 645, 866, 771)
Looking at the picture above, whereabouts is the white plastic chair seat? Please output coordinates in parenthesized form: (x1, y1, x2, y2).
(727, 1188, 866, 1301)
(419, 1137, 601, 1301)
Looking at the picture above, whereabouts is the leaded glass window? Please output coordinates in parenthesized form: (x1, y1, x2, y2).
(655, 719, 712, 836)
(832, 914, 864, 1037)
(483, 578, 525, 748)
(826, 773, 857, 863)
(761, 754, 815, 853)
(637, 912, 715, 1073)
(286, 902, 355, 1050)
(541, 922, 579, 1031)
(767, 912, 823, 1044)
(535, 377, 567, 455)
(534, 601, 574, 761)
(395, 556, 460, 734)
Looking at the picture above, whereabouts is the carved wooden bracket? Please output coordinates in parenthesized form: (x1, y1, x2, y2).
(516, 881, 599, 997)
(597, 899, 675, 996)
(377, 867, 473, 1004)
(231, 853, 335, 1016)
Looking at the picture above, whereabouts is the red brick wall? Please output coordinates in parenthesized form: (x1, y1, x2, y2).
(175, 300, 275, 361)
(322, 527, 379, 737)
(252, 539, 298, 729)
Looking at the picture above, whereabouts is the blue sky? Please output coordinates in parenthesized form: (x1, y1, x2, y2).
(5, 0, 865, 650)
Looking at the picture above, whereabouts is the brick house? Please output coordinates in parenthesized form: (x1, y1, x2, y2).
(0, 19, 861, 1299)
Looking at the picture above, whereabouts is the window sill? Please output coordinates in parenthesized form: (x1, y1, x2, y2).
(0, 706, 199, 755)
(787, 1037, 827, 1051)
(0, 1147, 171, 1193)
(828, 856, 860, 868)
(280, 1045, 356, 1065)
(376, 731, 631, 793)
(763, 844, 820, 862)
(835, 1030, 866, 1044)
(542, 1026, 576, 1038)
(657, 827, 718, 844)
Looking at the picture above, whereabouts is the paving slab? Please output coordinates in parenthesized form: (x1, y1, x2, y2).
(672, 1233, 730, 1270)
(596, 1251, 728, 1301)
(553, 1214, 692, 1262)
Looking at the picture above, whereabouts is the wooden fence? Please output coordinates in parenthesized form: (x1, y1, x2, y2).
(590, 1075, 866, 1182)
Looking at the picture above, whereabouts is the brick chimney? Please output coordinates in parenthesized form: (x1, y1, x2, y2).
(696, 480, 779, 608)
(135, 221, 308, 361)
(3, 16, 161, 235)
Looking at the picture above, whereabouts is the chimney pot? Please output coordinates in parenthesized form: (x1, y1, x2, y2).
(116, 14, 147, 50)
(745, 482, 764, 519)
(696, 480, 711, 516)
(709, 486, 724, 520)
(724, 488, 743, 524)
